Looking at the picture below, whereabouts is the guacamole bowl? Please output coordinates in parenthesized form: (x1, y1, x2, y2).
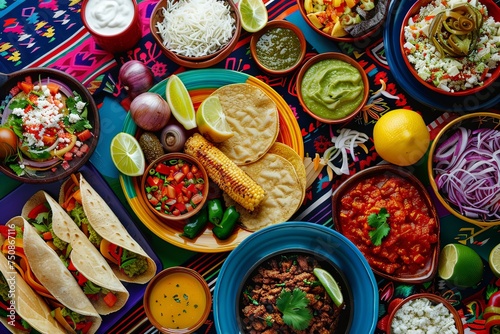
(296, 52, 369, 124)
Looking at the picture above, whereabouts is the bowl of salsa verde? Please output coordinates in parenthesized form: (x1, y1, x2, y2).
(296, 52, 369, 124)
(331, 164, 440, 283)
(250, 20, 306, 76)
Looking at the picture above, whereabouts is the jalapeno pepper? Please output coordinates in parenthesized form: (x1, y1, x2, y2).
(181, 206, 208, 239)
(207, 198, 224, 226)
(212, 206, 240, 240)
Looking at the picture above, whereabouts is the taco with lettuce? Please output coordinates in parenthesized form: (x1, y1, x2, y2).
(59, 174, 156, 284)
(21, 191, 130, 315)
(1, 216, 101, 334)
(0, 252, 66, 334)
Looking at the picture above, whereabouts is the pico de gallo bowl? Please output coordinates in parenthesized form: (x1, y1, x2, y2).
(140, 153, 209, 221)
(332, 164, 440, 284)
(0, 68, 99, 184)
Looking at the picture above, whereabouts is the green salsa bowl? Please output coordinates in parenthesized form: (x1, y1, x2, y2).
(250, 20, 306, 76)
(296, 52, 369, 124)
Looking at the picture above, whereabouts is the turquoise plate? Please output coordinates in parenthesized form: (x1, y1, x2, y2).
(213, 221, 379, 333)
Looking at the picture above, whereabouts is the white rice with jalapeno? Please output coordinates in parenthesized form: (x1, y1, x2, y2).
(402, 0, 500, 93)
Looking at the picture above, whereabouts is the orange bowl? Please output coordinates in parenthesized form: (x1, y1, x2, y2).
(140, 153, 209, 221)
(332, 164, 440, 284)
(250, 20, 306, 76)
(150, 0, 241, 68)
(400, 0, 500, 96)
(296, 0, 389, 43)
(144, 267, 212, 334)
(387, 293, 464, 334)
(296, 52, 369, 124)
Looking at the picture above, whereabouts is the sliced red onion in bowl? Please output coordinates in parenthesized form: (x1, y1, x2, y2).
(433, 127, 500, 221)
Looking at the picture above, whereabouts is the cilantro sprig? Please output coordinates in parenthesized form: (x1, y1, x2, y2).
(367, 208, 390, 246)
(276, 288, 312, 330)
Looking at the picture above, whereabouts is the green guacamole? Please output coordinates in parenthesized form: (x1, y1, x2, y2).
(256, 27, 301, 70)
(301, 59, 365, 120)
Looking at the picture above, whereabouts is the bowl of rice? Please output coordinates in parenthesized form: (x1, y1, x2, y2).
(150, 0, 241, 68)
(427, 112, 500, 227)
(400, 0, 500, 96)
(387, 293, 464, 334)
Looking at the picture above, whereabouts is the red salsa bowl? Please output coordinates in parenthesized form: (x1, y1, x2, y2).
(332, 164, 440, 283)
(140, 153, 209, 221)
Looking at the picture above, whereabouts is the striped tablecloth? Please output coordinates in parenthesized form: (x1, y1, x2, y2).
(1, 0, 500, 333)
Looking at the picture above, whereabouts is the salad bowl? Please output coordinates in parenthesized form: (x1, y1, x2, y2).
(0, 68, 100, 184)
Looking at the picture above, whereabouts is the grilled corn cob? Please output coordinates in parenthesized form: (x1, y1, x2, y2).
(184, 133, 265, 211)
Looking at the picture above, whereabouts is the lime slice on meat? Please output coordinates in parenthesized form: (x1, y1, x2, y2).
(313, 268, 343, 307)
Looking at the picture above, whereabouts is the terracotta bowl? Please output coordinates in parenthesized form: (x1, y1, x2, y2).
(140, 153, 209, 221)
(250, 20, 306, 76)
(144, 266, 212, 334)
(296, 52, 369, 124)
(296, 0, 389, 43)
(387, 293, 464, 334)
(427, 112, 500, 227)
(0, 67, 100, 184)
(331, 164, 440, 284)
(150, 0, 241, 68)
(400, 0, 500, 96)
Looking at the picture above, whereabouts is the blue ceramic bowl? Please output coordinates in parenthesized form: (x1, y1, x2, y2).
(213, 221, 379, 333)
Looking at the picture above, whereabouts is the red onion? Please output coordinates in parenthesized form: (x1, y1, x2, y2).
(160, 124, 187, 152)
(20, 156, 61, 170)
(119, 60, 154, 100)
(433, 127, 500, 221)
(130, 92, 171, 132)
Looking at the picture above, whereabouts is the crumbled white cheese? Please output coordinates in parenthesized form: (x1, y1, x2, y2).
(76, 101, 86, 112)
(391, 297, 459, 334)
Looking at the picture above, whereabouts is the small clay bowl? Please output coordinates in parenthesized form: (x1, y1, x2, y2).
(427, 111, 500, 227)
(296, 52, 369, 124)
(387, 293, 464, 334)
(250, 20, 306, 76)
(332, 164, 440, 284)
(144, 266, 212, 334)
(140, 153, 209, 221)
(150, 0, 241, 68)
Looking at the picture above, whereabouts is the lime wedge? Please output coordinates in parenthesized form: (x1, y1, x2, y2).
(165, 74, 197, 130)
(196, 96, 233, 143)
(438, 243, 483, 288)
(238, 0, 268, 33)
(313, 268, 343, 307)
(110, 132, 145, 177)
(489, 243, 500, 277)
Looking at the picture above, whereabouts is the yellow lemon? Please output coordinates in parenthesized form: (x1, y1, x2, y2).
(238, 0, 268, 33)
(196, 95, 233, 143)
(373, 109, 430, 166)
(438, 243, 483, 288)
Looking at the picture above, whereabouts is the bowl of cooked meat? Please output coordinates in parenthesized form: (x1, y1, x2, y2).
(213, 221, 379, 333)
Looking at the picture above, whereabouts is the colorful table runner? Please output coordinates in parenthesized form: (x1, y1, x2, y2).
(1, 0, 500, 333)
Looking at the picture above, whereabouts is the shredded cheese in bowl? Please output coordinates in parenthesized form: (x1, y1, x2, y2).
(155, 0, 236, 58)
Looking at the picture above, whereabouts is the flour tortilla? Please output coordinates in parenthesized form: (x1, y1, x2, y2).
(223, 153, 303, 231)
(59, 174, 156, 284)
(211, 83, 279, 165)
(9, 216, 102, 334)
(0, 253, 66, 334)
(22, 191, 129, 315)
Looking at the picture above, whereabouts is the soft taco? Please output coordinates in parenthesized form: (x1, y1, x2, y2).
(0, 253, 65, 334)
(59, 174, 156, 284)
(2, 216, 101, 334)
(21, 191, 129, 315)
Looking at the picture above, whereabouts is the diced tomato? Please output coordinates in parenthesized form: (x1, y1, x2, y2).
(148, 196, 159, 206)
(181, 164, 190, 175)
(155, 163, 171, 175)
(172, 209, 181, 216)
(166, 185, 176, 199)
(80, 144, 89, 153)
(18, 81, 33, 94)
(42, 231, 53, 241)
(103, 291, 118, 307)
(0, 225, 12, 239)
(77, 273, 88, 286)
(28, 203, 49, 219)
(175, 202, 186, 212)
(191, 193, 204, 205)
(67, 259, 77, 271)
(63, 152, 74, 161)
(76, 320, 93, 334)
(76, 129, 92, 142)
(46, 82, 60, 95)
(173, 172, 185, 183)
(108, 242, 123, 265)
(146, 176, 161, 187)
(61, 160, 71, 170)
(186, 183, 197, 193)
